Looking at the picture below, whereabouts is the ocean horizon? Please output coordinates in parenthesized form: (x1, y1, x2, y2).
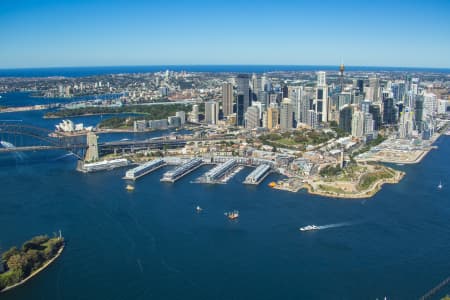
(1, 64, 450, 78)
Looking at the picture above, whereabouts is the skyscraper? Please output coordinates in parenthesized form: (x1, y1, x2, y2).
(236, 74, 250, 112)
(315, 71, 328, 123)
(205, 101, 219, 125)
(351, 110, 365, 138)
(339, 105, 353, 134)
(236, 94, 245, 126)
(382, 98, 396, 125)
(369, 104, 382, 130)
(267, 106, 279, 129)
(222, 82, 233, 117)
(280, 98, 293, 130)
(244, 106, 260, 129)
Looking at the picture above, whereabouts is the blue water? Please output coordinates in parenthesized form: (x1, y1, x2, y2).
(1, 93, 450, 299)
(1, 65, 450, 77)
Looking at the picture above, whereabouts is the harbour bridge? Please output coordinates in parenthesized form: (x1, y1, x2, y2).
(0, 122, 193, 160)
(0, 122, 87, 159)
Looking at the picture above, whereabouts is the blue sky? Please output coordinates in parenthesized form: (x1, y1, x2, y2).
(1, 0, 450, 68)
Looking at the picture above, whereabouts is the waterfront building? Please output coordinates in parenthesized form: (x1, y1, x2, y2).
(280, 98, 293, 130)
(245, 106, 260, 129)
(168, 116, 182, 128)
(134, 120, 147, 132)
(148, 119, 169, 130)
(423, 92, 437, 118)
(222, 82, 233, 117)
(205, 101, 219, 125)
(267, 106, 279, 129)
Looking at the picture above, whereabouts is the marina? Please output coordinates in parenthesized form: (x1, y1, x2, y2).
(124, 159, 166, 180)
(160, 158, 203, 183)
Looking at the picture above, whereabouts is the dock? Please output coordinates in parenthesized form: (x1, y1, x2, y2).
(196, 159, 242, 184)
(123, 159, 166, 180)
(243, 164, 272, 185)
(160, 158, 203, 183)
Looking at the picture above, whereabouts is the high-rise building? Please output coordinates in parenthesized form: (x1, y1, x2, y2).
(423, 92, 437, 118)
(205, 101, 219, 125)
(222, 82, 233, 117)
(363, 113, 374, 135)
(369, 104, 382, 130)
(315, 71, 328, 123)
(361, 100, 371, 114)
(236, 74, 250, 112)
(398, 110, 414, 139)
(306, 110, 318, 129)
(175, 111, 186, 125)
(382, 98, 396, 125)
(244, 106, 260, 129)
(190, 104, 199, 123)
(280, 98, 293, 130)
(236, 94, 245, 126)
(351, 110, 365, 138)
(339, 105, 353, 134)
(267, 106, 279, 129)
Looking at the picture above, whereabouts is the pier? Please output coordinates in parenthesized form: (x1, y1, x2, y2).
(160, 158, 203, 183)
(243, 164, 272, 185)
(196, 159, 241, 184)
(124, 159, 166, 180)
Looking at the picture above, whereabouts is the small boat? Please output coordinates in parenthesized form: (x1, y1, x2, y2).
(225, 210, 239, 220)
(299, 225, 320, 231)
(268, 182, 276, 188)
(438, 181, 443, 189)
(126, 184, 135, 191)
(196, 206, 202, 212)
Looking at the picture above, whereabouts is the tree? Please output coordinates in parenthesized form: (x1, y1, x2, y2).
(2, 247, 19, 262)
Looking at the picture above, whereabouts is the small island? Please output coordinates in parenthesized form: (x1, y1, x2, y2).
(0, 233, 64, 293)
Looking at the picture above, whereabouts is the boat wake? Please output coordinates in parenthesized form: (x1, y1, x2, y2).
(316, 222, 355, 230)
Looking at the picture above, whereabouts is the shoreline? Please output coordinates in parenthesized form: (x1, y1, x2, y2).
(303, 170, 405, 199)
(0, 243, 65, 293)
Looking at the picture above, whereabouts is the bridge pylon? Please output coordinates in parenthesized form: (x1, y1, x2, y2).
(84, 132, 99, 162)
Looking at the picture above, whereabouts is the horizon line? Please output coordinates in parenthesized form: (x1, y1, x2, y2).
(1, 63, 450, 71)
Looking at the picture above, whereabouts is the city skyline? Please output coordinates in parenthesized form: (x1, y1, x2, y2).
(1, 0, 450, 69)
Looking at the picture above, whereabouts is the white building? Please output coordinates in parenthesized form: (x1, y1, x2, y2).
(280, 98, 293, 130)
(205, 101, 219, 125)
(244, 106, 260, 129)
(351, 110, 365, 138)
(423, 92, 437, 118)
(315, 71, 328, 123)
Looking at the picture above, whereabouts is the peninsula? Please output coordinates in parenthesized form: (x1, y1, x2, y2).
(0, 234, 64, 293)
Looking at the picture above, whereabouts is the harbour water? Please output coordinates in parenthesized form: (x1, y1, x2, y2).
(1, 93, 450, 299)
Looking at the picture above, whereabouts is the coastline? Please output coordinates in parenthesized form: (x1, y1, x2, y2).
(303, 170, 405, 199)
(0, 243, 65, 293)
